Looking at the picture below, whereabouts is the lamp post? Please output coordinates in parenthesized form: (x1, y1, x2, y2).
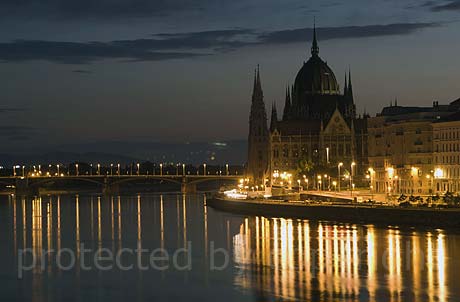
(297, 179, 301, 192)
(326, 147, 330, 164)
(182, 164, 186, 175)
(338, 162, 343, 192)
(117, 163, 120, 176)
(203, 163, 207, 176)
(57, 164, 60, 176)
(350, 162, 356, 196)
(97, 163, 100, 175)
(160, 163, 163, 176)
(76, 163, 79, 176)
(137, 163, 140, 176)
(22, 166, 25, 177)
(226, 164, 229, 176)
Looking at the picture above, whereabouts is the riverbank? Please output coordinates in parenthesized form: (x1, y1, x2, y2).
(207, 196, 460, 228)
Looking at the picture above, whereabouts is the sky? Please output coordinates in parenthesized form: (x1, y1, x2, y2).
(0, 0, 460, 153)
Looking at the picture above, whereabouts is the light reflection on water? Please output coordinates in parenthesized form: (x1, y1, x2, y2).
(1, 193, 459, 301)
(233, 216, 456, 302)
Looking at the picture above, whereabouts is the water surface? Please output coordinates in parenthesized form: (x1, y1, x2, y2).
(1, 193, 459, 301)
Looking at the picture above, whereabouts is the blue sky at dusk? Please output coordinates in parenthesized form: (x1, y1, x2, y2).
(0, 0, 459, 152)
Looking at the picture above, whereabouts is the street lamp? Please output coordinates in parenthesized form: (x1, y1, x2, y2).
(160, 163, 163, 176)
(76, 163, 79, 176)
(22, 165, 25, 177)
(182, 164, 186, 175)
(203, 163, 207, 176)
(137, 163, 140, 175)
(117, 163, 120, 176)
(338, 162, 343, 192)
(97, 163, 101, 175)
(326, 147, 330, 164)
(297, 179, 301, 192)
(350, 162, 356, 196)
(57, 164, 60, 176)
(110, 163, 113, 176)
(226, 163, 229, 176)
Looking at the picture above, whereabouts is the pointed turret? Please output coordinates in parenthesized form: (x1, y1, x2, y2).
(347, 69, 354, 102)
(311, 20, 319, 57)
(270, 102, 278, 132)
(283, 86, 291, 121)
(248, 65, 269, 185)
(344, 72, 348, 96)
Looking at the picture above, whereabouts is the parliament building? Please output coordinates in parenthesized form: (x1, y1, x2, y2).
(247, 26, 368, 186)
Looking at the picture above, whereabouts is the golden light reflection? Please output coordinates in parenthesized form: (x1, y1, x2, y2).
(160, 195, 164, 249)
(232, 218, 452, 301)
(32, 197, 42, 274)
(437, 233, 447, 302)
(117, 196, 122, 250)
(182, 194, 187, 249)
(367, 227, 376, 302)
(76, 195, 80, 259)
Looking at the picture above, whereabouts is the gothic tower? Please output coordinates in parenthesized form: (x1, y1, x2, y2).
(247, 66, 269, 185)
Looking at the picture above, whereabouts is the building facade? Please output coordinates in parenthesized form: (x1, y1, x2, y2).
(368, 100, 460, 195)
(432, 111, 460, 193)
(247, 26, 368, 186)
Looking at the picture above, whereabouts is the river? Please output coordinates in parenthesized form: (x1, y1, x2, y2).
(0, 193, 459, 301)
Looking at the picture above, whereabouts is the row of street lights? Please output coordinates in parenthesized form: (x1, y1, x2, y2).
(9, 163, 232, 177)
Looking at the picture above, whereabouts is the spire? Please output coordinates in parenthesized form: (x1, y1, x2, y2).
(256, 64, 262, 92)
(251, 65, 263, 102)
(347, 68, 354, 103)
(283, 86, 291, 120)
(348, 69, 353, 96)
(270, 102, 278, 131)
(344, 72, 348, 96)
(311, 18, 319, 57)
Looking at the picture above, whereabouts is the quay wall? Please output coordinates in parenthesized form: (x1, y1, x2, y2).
(207, 197, 460, 228)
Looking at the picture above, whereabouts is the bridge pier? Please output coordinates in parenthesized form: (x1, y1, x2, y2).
(181, 182, 197, 194)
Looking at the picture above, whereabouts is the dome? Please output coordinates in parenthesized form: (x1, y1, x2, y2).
(294, 55, 340, 95)
(293, 25, 339, 96)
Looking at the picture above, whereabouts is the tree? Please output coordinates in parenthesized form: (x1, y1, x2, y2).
(296, 158, 314, 179)
(443, 191, 455, 205)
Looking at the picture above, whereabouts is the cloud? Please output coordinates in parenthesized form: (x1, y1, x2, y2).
(0, 108, 25, 113)
(428, 1, 460, 12)
(0, 126, 35, 141)
(72, 69, 93, 74)
(259, 23, 440, 44)
(0, 0, 209, 19)
(0, 23, 440, 64)
(0, 40, 208, 64)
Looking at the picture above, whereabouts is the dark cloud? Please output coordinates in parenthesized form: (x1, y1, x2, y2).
(0, 0, 209, 19)
(0, 108, 25, 113)
(72, 69, 93, 74)
(0, 23, 439, 64)
(0, 40, 208, 64)
(428, 1, 460, 12)
(259, 23, 440, 44)
(0, 126, 35, 141)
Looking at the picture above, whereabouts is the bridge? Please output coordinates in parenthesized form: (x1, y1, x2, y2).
(0, 174, 241, 195)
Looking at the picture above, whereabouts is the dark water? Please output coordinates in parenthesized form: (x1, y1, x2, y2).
(1, 193, 460, 302)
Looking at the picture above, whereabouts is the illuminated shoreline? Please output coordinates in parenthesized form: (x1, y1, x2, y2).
(207, 196, 460, 228)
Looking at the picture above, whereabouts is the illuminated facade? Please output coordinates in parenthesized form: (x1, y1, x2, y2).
(368, 100, 460, 195)
(247, 25, 368, 186)
(432, 112, 460, 193)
